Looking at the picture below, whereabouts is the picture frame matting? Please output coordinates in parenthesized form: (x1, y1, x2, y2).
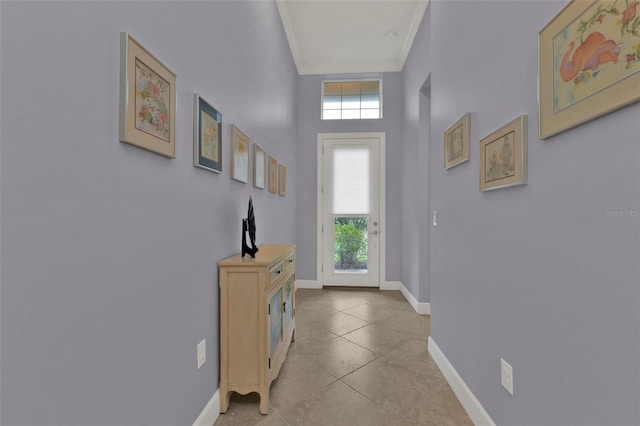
(119, 32, 176, 158)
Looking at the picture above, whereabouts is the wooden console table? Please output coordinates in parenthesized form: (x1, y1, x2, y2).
(218, 244, 296, 414)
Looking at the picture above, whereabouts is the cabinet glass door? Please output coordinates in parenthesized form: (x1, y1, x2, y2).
(284, 276, 294, 328)
(269, 288, 283, 357)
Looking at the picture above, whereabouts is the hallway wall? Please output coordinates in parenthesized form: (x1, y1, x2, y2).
(0, 2, 297, 424)
(401, 4, 432, 302)
(403, 0, 640, 424)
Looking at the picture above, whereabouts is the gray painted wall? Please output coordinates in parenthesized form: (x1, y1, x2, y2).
(401, 4, 432, 302)
(403, 0, 640, 424)
(295, 73, 404, 282)
(0, 1, 297, 424)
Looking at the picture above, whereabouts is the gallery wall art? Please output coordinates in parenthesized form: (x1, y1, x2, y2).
(231, 124, 249, 183)
(444, 113, 470, 169)
(253, 143, 266, 189)
(278, 164, 287, 196)
(539, 0, 640, 139)
(268, 155, 278, 194)
(119, 32, 176, 158)
(194, 94, 222, 173)
(479, 115, 528, 191)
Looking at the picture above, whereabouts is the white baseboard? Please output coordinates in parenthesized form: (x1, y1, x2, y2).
(428, 337, 495, 426)
(296, 280, 322, 289)
(390, 281, 430, 315)
(193, 389, 220, 426)
(381, 280, 401, 290)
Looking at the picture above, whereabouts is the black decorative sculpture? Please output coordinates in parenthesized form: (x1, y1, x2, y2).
(242, 196, 259, 258)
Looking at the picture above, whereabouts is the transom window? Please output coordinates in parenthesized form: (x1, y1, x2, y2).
(322, 80, 382, 120)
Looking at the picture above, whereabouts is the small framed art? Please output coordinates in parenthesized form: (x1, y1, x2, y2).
(479, 115, 527, 192)
(253, 144, 266, 189)
(444, 113, 470, 169)
(193, 94, 222, 173)
(268, 155, 278, 194)
(231, 125, 249, 183)
(539, 0, 640, 139)
(119, 32, 176, 158)
(278, 164, 287, 196)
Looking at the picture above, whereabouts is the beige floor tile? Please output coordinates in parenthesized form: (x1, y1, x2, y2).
(291, 327, 338, 347)
(317, 310, 371, 336)
(394, 382, 473, 426)
(279, 380, 397, 426)
(383, 311, 430, 340)
(341, 302, 400, 323)
(341, 355, 433, 418)
(216, 288, 471, 426)
(292, 336, 379, 379)
(214, 393, 286, 426)
(383, 340, 446, 387)
(269, 351, 337, 411)
(341, 321, 414, 355)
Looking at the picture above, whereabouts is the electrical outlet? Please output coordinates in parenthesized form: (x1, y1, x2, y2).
(501, 358, 514, 395)
(197, 339, 206, 370)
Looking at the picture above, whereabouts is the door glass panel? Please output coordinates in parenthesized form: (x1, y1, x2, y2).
(284, 276, 293, 326)
(334, 216, 368, 274)
(269, 288, 282, 356)
(333, 147, 370, 214)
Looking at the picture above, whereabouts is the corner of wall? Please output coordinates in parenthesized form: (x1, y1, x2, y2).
(428, 337, 495, 426)
(192, 390, 220, 426)
(384, 281, 430, 315)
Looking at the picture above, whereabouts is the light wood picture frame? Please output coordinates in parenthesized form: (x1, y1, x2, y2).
(444, 113, 470, 169)
(253, 143, 266, 189)
(479, 115, 528, 192)
(119, 32, 176, 158)
(268, 155, 278, 194)
(539, 0, 640, 139)
(231, 124, 249, 183)
(193, 93, 222, 173)
(278, 164, 286, 196)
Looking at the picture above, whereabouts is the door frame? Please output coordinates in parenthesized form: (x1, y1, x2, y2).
(316, 132, 386, 287)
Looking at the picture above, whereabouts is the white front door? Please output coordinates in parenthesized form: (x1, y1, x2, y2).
(318, 133, 385, 287)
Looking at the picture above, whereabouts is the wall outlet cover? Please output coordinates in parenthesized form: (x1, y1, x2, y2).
(501, 358, 513, 396)
(197, 339, 206, 370)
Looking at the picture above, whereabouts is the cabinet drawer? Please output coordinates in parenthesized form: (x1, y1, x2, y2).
(284, 252, 295, 271)
(269, 261, 285, 283)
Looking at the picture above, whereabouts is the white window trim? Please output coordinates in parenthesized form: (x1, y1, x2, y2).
(321, 78, 383, 120)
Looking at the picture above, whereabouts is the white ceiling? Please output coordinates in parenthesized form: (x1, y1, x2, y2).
(276, 0, 429, 75)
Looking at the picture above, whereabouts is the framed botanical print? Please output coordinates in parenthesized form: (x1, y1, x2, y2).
(539, 0, 640, 139)
(268, 155, 278, 194)
(479, 115, 528, 192)
(193, 94, 222, 173)
(119, 32, 176, 158)
(231, 124, 249, 183)
(444, 113, 470, 169)
(253, 144, 266, 189)
(278, 164, 287, 196)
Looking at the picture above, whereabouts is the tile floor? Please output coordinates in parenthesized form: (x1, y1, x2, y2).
(214, 287, 472, 426)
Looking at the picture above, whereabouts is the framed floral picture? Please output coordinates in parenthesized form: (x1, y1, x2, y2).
(539, 0, 640, 139)
(253, 144, 266, 189)
(268, 155, 278, 194)
(278, 164, 287, 196)
(119, 32, 176, 158)
(193, 94, 222, 173)
(231, 124, 249, 183)
(479, 115, 528, 192)
(444, 113, 470, 169)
